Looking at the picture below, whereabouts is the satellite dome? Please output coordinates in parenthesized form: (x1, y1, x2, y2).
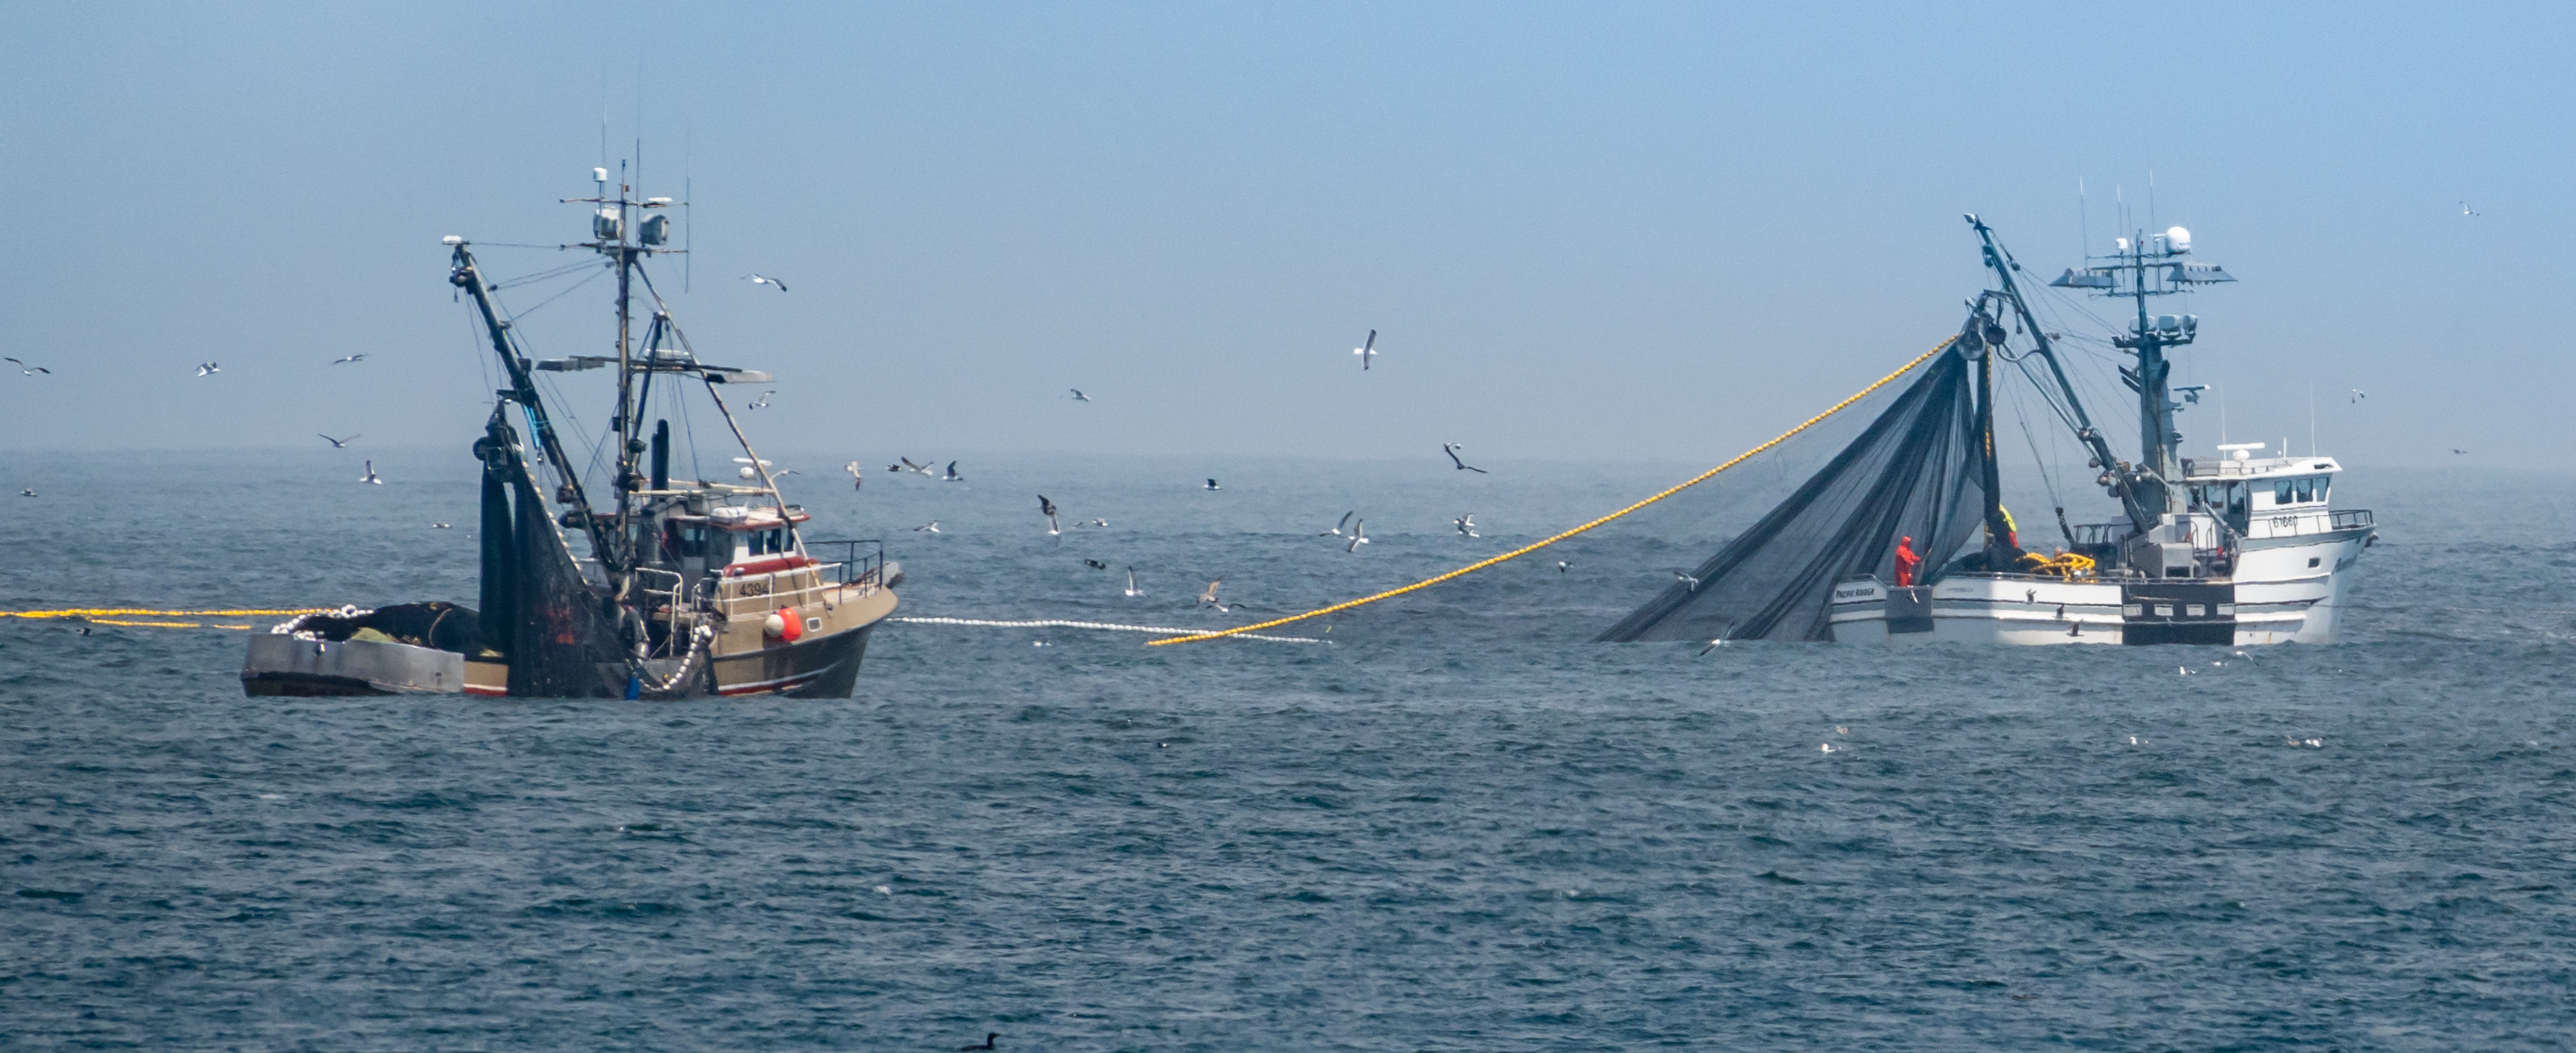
(2165, 226, 2191, 253)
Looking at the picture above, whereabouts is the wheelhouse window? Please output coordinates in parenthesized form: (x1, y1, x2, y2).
(2274, 479, 2295, 505)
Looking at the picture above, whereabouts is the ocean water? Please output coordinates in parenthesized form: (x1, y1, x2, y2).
(4, 449, 2573, 1050)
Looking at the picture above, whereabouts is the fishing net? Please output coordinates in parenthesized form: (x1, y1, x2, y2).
(479, 415, 624, 697)
(1597, 346, 1988, 643)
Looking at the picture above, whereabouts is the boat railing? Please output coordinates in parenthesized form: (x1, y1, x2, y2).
(2329, 509, 2375, 531)
(806, 539, 887, 590)
(634, 566, 684, 612)
(2068, 522, 2131, 547)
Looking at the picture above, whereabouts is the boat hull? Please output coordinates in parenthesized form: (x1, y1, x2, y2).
(1828, 527, 2368, 646)
(241, 634, 467, 696)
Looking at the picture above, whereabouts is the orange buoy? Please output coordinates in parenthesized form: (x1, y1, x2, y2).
(763, 606, 802, 642)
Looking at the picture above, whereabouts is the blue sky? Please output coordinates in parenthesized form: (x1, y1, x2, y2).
(1, 2, 2564, 469)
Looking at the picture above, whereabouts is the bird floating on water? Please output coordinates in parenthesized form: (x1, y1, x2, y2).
(330, 353, 366, 365)
(1320, 510, 1354, 537)
(1352, 330, 1377, 371)
(318, 433, 358, 448)
(1442, 442, 1488, 474)
(17, 489, 34, 498)
(1070, 389, 1091, 401)
(1082, 558, 1109, 569)
(359, 460, 382, 485)
(4, 357, 49, 376)
(432, 522, 451, 529)
(196, 362, 221, 377)
(1081, 518, 1108, 528)
(1454, 513, 1478, 538)
(743, 274, 788, 291)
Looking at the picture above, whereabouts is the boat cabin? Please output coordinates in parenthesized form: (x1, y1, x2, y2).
(2180, 446, 2342, 541)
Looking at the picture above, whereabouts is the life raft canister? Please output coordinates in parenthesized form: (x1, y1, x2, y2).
(763, 606, 802, 643)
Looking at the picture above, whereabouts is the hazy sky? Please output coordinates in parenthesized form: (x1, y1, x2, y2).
(2, 2, 2565, 471)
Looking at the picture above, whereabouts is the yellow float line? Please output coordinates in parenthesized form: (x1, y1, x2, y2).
(3, 608, 328, 619)
(1147, 339, 1955, 646)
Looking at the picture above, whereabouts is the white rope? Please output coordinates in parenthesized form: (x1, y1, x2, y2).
(890, 616, 1325, 644)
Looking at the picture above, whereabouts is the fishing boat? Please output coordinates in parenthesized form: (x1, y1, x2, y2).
(1603, 214, 2373, 646)
(245, 166, 897, 697)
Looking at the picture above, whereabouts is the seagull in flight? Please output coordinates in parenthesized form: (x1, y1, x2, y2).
(1556, 560, 1570, 573)
(748, 391, 774, 410)
(1320, 510, 1355, 537)
(1038, 494, 1061, 536)
(913, 520, 941, 533)
(899, 457, 936, 476)
(941, 460, 964, 482)
(4, 357, 49, 376)
(1671, 569, 1701, 592)
(1203, 478, 1221, 491)
(2461, 200, 2480, 217)
(1346, 519, 1369, 553)
(318, 433, 359, 448)
(1197, 578, 1224, 608)
(1070, 389, 1091, 402)
(842, 461, 865, 490)
(196, 362, 221, 377)
(1123, 566, 1145, 597)
(743, 274, 789, 291)
(1454, 513, 1479, 538)
(359, 460, 382, 485)
(1352, 329, 1377, 371)
(330, 353, 366, 365)
(2452, 448, 2469, 454)
(1443, 443, 1488, 474)
(2349, 389, 2365, 404)
(1696, 623, 1734, 655)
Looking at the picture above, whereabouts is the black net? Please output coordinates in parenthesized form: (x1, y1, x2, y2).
(1597, 348, 1987, 643)
(477, 416, 623, 699)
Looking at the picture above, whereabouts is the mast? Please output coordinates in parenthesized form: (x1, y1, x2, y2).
(2045, 215, 2236, 522)
(446, 240, 620, 564)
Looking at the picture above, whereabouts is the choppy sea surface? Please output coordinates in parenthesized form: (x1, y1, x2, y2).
(4, 449, 2573, 1050)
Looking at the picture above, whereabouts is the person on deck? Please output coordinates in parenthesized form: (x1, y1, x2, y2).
(1894, 535, 1920, 587)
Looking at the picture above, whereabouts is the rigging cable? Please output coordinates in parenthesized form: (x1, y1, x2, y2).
(1147, 339, 1955, 646)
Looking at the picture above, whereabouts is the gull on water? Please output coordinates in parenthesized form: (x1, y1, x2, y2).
(1320, 510, 1354, 537)
(432, 522, 451, 529)
(360, 460, 382, 485)
(913, 520, 941, 533)
(1454, 513, 1479, 538)
(942, 461, 965, 482)
(743, 274, 789, 291)
(1443, 442, 1488, 474)
(1346, 519, 1368, 553)
(1038, 494, 1061, 536)
(17, 489, 34, 498)
(1081, 518, 1109, 528)
(318, 433, 359, 448)
(4, 357, 49, 375)
(1070, 389, 1091, 401)
(1352, 329, 1377, 370)
(196, 362, 221, 377)
(1082, 558, 1109, 569)
(330, 353, 366, 365)
(1124, 566, 1145, 597)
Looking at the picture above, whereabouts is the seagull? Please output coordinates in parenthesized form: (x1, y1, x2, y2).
(1696, 624, 1732, 655)
(913, 520, 941, 533)
(330, 353, 366, 365)
(959, 1034, 998, 1052)
(1346, 519, 1368, 553)
(1038, 494, 1061, 536)
(1197, 578, 1224, 608)
(748, 391, 774, 410)
(1672, 569, 1701, 592)
(743, 274, 788, 291)
(2452, 448, 2468, 454)
(2461, 200, 2480, 217)
(1124, 566, 1145, 597)
(940, 460, 964, 482)
(1070, 389, 1091, 401)
(900, 457, 935, 476)
(359, 460, 382, 484)
(1320, 510, 1354, 537)
(432, 522, 451, 528)
(1454, 513, 1479, 538)
(1082, 558, 1109, 569)
(842, 461, 864, 490)
(318, 433, 359, 448)
(1352, 329, 1377, 370)
(16, 489, 34, 498)
(4, 357, 48, 375)
(196, 362, 221, 377)
(1081, 518, 1108, 528)
(1442, 442, 1488, 474)
(2349, 389, 2365, 404)
(1556, 560, 1570, 573)
(1203, 478, 1221, 491)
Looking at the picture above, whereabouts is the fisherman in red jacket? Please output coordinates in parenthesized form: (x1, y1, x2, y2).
(1894, 535, 1920, 587)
